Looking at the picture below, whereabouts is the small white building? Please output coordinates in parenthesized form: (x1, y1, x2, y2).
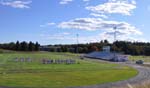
(102, 46, 110, 52)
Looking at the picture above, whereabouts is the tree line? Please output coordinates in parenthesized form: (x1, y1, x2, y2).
(47, 40, 150, 56)
(0, 41, 40, 51)
(1, 40, 150, 56)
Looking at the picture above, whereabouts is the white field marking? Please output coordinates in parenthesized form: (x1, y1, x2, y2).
(127, 83, 134, 88)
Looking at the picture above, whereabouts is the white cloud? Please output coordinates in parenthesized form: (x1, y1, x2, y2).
(131, 0, 136, 4)
(83, 0, 88, 1)
(40, 22, 56, 27)
(0, 0, 32, 9)
(86, 0, 136, 15)
(105, 25, 142, 36)
(58, 17, 143, 42)
(62, 32, 70, 35)
(59, 18, 103, 31)
(83, 0, 96, 2)
(57, 0, 145, 43)
(40, 32, 70, 38)
(58, 18, 141, 33)
(125, 37, 148, 42)
(90, 13, 108, 18)
(60, 0, 73, 4)
(60, 0, 93, 5)
(109, 0, 136, 4)
(40, 33, 101, 43)
(40, 32, 71, 40)
(99, 32, 144, 43)
(41, 32, 144, 44)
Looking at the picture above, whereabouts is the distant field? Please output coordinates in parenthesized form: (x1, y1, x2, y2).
(0, 52, 138, 88)
(129, 56, 150, 62)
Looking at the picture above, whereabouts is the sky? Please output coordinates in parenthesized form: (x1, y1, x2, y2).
(0, 0, 150, 45)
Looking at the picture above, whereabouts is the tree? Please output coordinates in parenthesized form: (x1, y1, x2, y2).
(90, 46, 99, 51)
(9, 42, 15, 50)
(104, 40, 109, 45)
(15, 41, 20, 51)
(20, 41, 28, 51)
(35, 42, 40, 51)
(28, 41, 34, 51)
(144, 46, 150, 56)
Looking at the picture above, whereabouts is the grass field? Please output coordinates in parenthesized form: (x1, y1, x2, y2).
(129, 56, 150, 62)
(0, 52, 138, 88)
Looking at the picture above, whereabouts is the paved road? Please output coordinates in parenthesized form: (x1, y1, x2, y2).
(71, 63, 150, 88)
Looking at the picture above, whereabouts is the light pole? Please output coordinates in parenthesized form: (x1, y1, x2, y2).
(114, 26, 117, 43)
(113, 26, 117, 61)
(76, 34, 79, 53)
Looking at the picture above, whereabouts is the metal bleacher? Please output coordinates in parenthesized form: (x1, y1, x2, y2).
(85, 51, 115, 60)
(84, 46, 128, 62)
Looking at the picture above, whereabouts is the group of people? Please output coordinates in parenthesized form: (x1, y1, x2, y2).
(14, 58, 32, 62)
(42, 59, 76, 64)
(14, 58, 76, 64)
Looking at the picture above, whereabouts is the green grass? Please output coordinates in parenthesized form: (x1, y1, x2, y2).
(0, 52, 138, 88)
(129, 56, 150, 62)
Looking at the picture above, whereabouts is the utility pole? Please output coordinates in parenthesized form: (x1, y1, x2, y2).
(76, 34, 79, 53)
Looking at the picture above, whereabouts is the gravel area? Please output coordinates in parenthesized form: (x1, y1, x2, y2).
(71, 63, 150, 88)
